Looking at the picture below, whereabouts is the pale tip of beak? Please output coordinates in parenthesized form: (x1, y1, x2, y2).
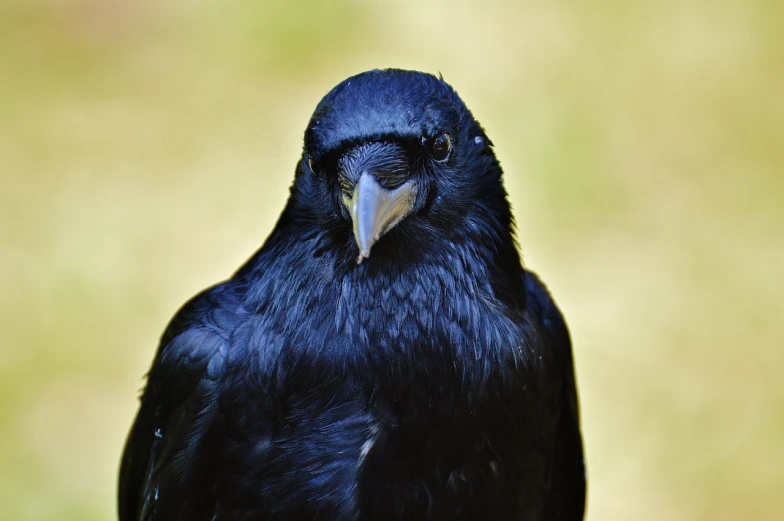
(356, 250, 370, 265)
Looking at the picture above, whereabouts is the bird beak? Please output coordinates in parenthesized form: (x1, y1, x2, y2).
(347, 172, 418, 263)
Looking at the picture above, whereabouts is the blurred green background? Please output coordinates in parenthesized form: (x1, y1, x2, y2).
(1, 1, 782, 520)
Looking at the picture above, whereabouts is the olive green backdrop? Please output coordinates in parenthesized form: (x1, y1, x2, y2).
(1, 1, 781, 520)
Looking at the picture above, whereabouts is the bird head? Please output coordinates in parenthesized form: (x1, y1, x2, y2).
(292, 69, 511, 265)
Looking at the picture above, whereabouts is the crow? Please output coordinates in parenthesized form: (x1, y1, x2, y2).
(119, 69, 585, 521)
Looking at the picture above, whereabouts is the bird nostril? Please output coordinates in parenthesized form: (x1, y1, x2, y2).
(338, 142, 410, 190)
(339, 176, 354, 196)
(363, 171, 409, 191)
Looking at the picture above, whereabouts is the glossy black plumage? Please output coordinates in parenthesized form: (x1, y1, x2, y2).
(119, 69, 585, 521)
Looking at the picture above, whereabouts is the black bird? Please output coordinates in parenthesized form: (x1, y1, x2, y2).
(119, 69, 585, 521)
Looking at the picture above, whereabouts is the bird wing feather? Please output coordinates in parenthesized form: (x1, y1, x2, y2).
(118, 283, 240, 521)
(524, 270, 586, 520)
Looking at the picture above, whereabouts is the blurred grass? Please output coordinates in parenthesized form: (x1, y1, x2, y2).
(1, 1, 782, 520)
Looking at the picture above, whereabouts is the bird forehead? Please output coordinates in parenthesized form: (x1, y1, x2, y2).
(306, 70, 461, 154)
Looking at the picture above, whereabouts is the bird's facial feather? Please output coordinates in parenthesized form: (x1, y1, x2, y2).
(294, 69, 506, 262)
(304, 69, 462, 158)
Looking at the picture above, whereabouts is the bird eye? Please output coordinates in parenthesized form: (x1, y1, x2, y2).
(430, 133, 452, 162)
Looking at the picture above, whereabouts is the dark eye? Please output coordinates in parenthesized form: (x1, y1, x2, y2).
(430, 133, 452, 162)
